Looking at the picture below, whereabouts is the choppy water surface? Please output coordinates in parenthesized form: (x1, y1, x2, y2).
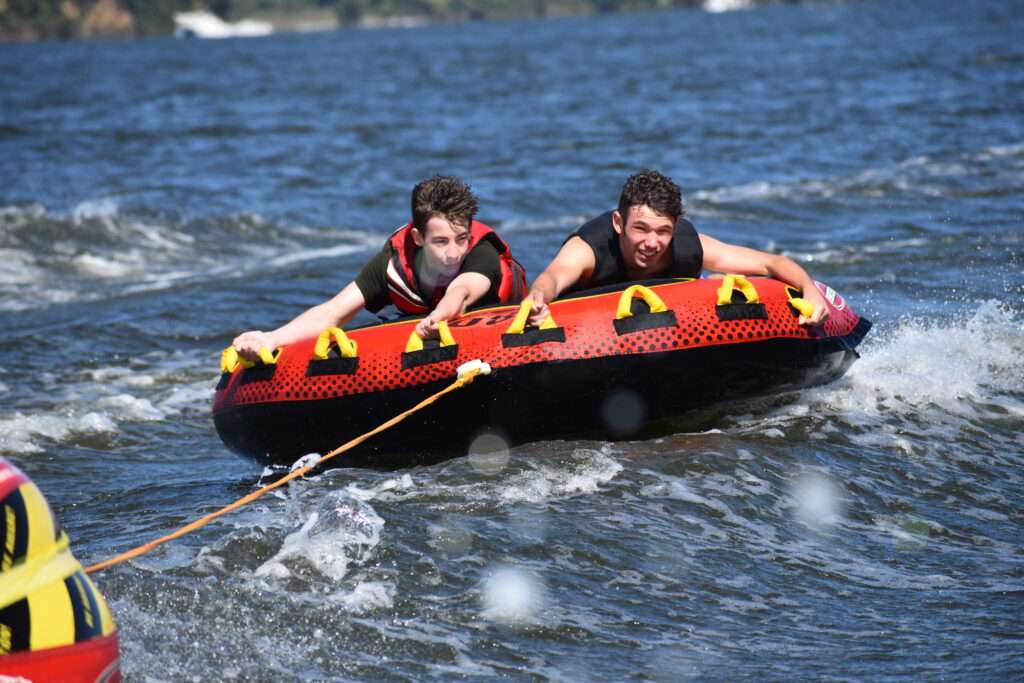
(2, 0, 1023, 679)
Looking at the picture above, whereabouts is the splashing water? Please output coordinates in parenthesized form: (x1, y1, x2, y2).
(255, 491, 385, 583)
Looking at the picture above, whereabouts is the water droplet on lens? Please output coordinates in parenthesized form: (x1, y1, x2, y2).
(601, 389, 647, 436)
(481, 565, 544, 624)
(429, 518, 473, 555)
(791, 472, 843, 530)
(415, 556, 443, 585)
(509, 507, 548, 544)
(468, 432, 510, 475)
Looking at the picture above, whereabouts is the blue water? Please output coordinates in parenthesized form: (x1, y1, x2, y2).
(2, 0, 1023, 679)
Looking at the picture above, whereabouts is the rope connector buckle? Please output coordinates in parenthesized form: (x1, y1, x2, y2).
(290, 453, 322, 473)
(457, 359, 491, 381)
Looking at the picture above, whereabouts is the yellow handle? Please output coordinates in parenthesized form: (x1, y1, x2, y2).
(615, 285, 668, 319)
(220, 346, 277, 374)
(313, 327, 358, 360)
(716, 274, 760, 306)
(786, 288, 816, 318)
(405, 320, 456, 353)
(221, 346, 241, 374)
(505, 299, 557, 335)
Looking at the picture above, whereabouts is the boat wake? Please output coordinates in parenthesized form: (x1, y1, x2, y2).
(0, 199, 377, 312)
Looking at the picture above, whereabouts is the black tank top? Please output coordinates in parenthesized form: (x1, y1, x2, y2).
(568, 210, 703, 291)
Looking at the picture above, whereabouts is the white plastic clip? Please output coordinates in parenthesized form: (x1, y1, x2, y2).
(457, 359, 492, 380)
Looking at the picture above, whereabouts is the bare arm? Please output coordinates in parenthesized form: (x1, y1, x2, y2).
(232, 281, 367, 359)
(699, 234, 830, 326)
(526, 236, 596, 325)
(414, 272, 491, 338)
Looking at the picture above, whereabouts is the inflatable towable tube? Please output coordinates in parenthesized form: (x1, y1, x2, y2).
(213, 277, 870, 468)
(0, 458, 120, 682)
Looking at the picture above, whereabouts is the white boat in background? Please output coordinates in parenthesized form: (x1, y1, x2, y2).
(703, 0, 754, 12)
(173, 11, 273, 39)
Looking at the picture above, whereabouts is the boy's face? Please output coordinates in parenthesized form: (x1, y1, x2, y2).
(412, 216, 472, 277)
(613, 204, 675, 273)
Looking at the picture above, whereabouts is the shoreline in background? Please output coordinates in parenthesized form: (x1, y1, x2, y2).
(1, 0, 772, 43)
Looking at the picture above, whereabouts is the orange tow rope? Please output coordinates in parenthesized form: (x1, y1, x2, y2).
(85, 365, 487, 574)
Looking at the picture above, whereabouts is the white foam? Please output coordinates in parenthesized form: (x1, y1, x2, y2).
(328, 581, 395, 613)
(841, 301, 1022, 416)
(782, 238, 930, 266)
(267, 242, 368, 268)
(89, 367, 133, 382)
(497, 450, 622, 504)
(338, 450, 621, 510)
(694, 179, 781, 203)
(136, 223, 195, 250)
(0, 202, 46, 224)
(0, 411, 117, 454)
(72, 197, 120, 223)
(693, 144, 1022, 208)
(732, 302, 1024, 448)
(256, 513, 329, 580)
(343, 473, 415, 502)
(0, 353, 215, 455)
(980, 143, 1024, 158)
(0, 200, 379, 312)
(72, 252, 142, 278)
(873, 514, 936, 551)
(97, 394, 166, 421)
(0, 287, 79, 312)
(815, 551, 957, 590)
(0, 248, 45, 285)
(643, 471, 769, 536)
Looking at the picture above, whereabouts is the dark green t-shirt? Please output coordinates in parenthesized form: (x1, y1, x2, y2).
(355, 240, 503, 313)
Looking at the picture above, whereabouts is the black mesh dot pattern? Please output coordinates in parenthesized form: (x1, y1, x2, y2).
(212, 279, 862, 410)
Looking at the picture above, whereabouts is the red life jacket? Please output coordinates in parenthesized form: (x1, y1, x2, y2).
(385, 220, 527, 315)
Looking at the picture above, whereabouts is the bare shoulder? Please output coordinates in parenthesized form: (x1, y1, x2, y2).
(554, 235, 596, 270)
(698, 233, 724, 250)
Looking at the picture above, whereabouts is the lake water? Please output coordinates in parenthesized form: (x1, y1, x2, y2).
(1, 0, 1023, 679)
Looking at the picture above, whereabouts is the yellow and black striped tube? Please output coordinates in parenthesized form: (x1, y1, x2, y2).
(1, 471, 63, 572)
(0, 459, 116, 656)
